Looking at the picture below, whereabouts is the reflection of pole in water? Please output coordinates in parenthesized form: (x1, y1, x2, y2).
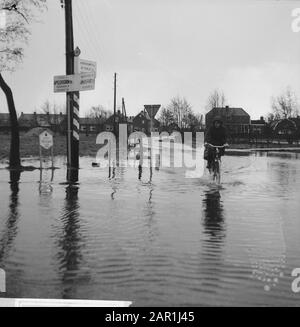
(39, 168, 54, 195)
(0, 171, 21, 263)
(138, 164, 142, 180)
(56, 185, 85, 299)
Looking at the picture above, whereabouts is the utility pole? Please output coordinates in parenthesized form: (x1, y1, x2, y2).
(64, 0, 79, 182)
(122, 97, 127, 119)
(113, 73, 117, 135)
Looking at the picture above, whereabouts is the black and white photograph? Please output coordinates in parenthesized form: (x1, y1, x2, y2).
(0, 0, 300, 310)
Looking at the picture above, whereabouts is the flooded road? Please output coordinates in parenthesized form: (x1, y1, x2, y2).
(0, 152, 300, 306)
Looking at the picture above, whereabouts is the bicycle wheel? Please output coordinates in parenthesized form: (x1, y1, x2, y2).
(216, 161, 221, 184)
(213, 160, 221, 184)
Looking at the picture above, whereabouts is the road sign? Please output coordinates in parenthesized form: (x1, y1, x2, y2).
(79, 59, 97, 77)
(144, 105, 161, 119)
(79, 72, 96, 91)
(54, 75, 77, 93)
(54, 73, 95, 93)
(39, 131, 53, 150)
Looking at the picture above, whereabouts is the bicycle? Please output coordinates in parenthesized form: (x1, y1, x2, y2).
(205, 143, 228, 184)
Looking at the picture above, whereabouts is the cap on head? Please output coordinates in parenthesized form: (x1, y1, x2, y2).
(213, 115, 223, 125)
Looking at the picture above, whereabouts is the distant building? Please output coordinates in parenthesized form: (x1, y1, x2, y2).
(205, 106, 251, 135)
(18, 112, 67, 133)
(133, 111, 150, 133)
(0, 113, 10, 133)
(104, 110, 127, 132)
(250, 117, 266, 135)
(79, 117, 102, 135)
(270, 118, 298, 136)
(133, 111, 160, 134)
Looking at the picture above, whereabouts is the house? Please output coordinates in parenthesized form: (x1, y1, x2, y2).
(270, 118, 298, 136)
(0, 113, 10, 133)
(79, 117, 102, 135)
(104, 110, 127, 132)
(133, 111, 150, 134)
(250, 117, 266, 135)
(18, 112, 67, 133)
(205, 106, 251, 135)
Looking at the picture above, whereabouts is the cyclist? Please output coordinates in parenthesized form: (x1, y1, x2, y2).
(204, 116, 228, 172)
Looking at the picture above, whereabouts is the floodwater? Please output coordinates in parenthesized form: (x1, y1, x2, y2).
(0, 151, 300, 306)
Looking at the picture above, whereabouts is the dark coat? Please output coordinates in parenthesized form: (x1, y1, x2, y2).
(205, 125, 227, 146)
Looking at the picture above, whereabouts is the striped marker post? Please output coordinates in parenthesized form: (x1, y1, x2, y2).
(70, 91, 80, 173)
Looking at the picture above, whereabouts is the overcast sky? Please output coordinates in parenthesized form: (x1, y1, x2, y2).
(1, 0, 300, 119)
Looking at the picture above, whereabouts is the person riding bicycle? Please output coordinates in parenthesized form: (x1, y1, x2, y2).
(204, 116, 228, 171)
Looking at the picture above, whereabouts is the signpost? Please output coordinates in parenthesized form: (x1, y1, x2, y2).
(79, 59, 97, 76)
(54, 72, 96, 93)
(144, 104, 161, 133)
(144, 105, 161, 177)
(54, 52, 97, 183)
(39, 130, 54, 170)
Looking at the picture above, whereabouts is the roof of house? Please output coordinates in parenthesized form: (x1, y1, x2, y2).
(207, 107, 250, 117)
(18, 112, 66, 127)
(79, 117, 102, 125)
(133, 111, 151, 122)
(270, 118, 298, 131)
(251, 119, 266, 125)
(105, 111, 127, 125)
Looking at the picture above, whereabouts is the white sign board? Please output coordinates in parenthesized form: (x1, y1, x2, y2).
(54, 75, 77, 93)
(39, 131, 53, 150)
(79, 59, 97, 77)
(54, 73, 95, 93)
(79, 73, 96, 91)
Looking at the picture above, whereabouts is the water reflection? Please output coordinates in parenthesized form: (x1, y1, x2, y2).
(202, 189, 225, 242)
(56, 185, 87, 299)
(0, 171, 21, 263)
(200, 189, 226, 292)
(39, 168, 54, 195)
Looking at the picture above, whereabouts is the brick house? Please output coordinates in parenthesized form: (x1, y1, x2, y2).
(18, 112, 67, 133)
(104, 110, 127, 132)
(205, 106, 251, 136)
(79, 117, 103, 135)
(132, 111, 160, 134)
(0, 113, 10, 133)
(250, 117, 266, 135)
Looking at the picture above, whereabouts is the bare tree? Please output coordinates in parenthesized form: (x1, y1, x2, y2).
(0, 0, 46, 168)
(85, 105, 112, 124)
(271, 87, 299, 119)
(40, 100, 65, 115)
(158, 96, 202, 130)
(166, 96, 193, 129)
(158, 107, 175, 126)
(206, 89, 227, 111)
